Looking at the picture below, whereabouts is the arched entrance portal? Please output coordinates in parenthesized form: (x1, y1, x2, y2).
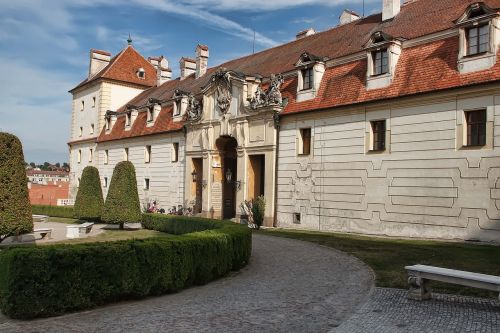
(216, 136, 238, 219)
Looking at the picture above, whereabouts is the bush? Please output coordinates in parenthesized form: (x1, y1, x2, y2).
(0, 132, 33, 242)
(252, 196, 266, 229)
(74, 166, 103, 222)
(31, 205, 75, 218)
(102, 161, 141, 229)
(0, 215, 251, 319)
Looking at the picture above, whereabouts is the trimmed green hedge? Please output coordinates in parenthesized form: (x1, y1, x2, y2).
(31, 205, 75, 218)
(74, 166, 104, 222)
(0, 215, 251, 319)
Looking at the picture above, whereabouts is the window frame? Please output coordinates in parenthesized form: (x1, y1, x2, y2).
(301, 68, 314, 91)
(174, 99, 182, 116)
(171, 142, 179, 162)
(144, 178, 150, 190)
(90, 123, 95, 135)
(370, 120, 386, 152)
(147, 107, 154, 122)
(372, 49, 389, 76)
(298, 128, 312, 156)
(124, 147, 129, 161)
(145, 145, 152, 163)
(466, 24, 490, 57)
(104, 150, 109, 165)
(126, 112, 132, 127)
(465, 109, 487, 147)
(104, 177, 108, 188)
(89, 148, 93, 162)
(77, 149, 82, 164)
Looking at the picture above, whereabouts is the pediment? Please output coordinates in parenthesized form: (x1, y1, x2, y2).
(455, 3, 497, 25)
(364, 31, 394, 49)
(295, 52, 324, 67)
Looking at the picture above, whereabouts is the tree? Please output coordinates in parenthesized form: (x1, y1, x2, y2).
(251, 196, 266, 230)
(0, 132, 33, 242)
(29, 162, 36, 168)
(102, 161, 141, 229)
(55, 162, 61, 168)
(74, 166, 104, 222)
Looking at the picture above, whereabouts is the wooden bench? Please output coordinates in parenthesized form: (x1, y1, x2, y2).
(405, 264, 500, 300)
(33, 228, 53, 240)
(66, 222, 94, 239)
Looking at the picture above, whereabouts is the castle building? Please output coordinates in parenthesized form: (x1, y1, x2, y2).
(69, 0, 500, 241)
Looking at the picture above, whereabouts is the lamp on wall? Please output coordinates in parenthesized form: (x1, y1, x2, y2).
(191, 170, 197, 182)
(225, 168, 233, 183)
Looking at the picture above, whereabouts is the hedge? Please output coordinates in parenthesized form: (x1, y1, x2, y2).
(74, 166, 104, 222)
(0, 215, 251, 319)
(0, 132, 33, 242)
(31, 205, 75, 219)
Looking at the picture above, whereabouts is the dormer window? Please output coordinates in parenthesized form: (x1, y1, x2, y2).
(174, 99, 181, 116)
(301, 68, 313, 90)
(372, 49, 389, 76)
(105, 117, 111, 131)
(125, 112, 131, 127)
(137, 68, 146, 79)
(466, 24, 489, 56)
(147, 107, 154, 122)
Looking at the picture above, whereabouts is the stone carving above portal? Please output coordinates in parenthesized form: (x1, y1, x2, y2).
(186, 93, 202, 122)
(248, 74, 284, 110)
(212, 68, 232, 114)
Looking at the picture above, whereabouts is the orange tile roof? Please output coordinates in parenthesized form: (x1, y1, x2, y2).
(96, 0, 500, 142)
(70, 46, 157, 92)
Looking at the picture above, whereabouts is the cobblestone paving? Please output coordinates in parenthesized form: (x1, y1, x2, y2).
(334, 287, 500, 333)
(0, 234, 374, 333)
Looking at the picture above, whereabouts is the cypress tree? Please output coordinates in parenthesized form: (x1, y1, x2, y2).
(102, 161, 141, 229)
(74, 166, 104, 222)
(0, 132, 33, 242)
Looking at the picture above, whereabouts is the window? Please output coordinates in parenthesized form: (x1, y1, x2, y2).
(298, 128, 311, 155)
(371, 120, 386, 151)
(126, 112, 131, 126)
(78, 150, 82, 163)
(124, 148, 129, 161)
(145, 145, 151, 163)
(301, 68, 313, 90)
(105, 117, 111, 131)
(90, 123, 95, 134)
(144, 178, 150, 190)
(80, 100, 84, 111)
(104, 177, 108, 188)
(172, 142, 179, 162)
(174, 100, 181, 116)
(372, 49, 389, 75)
(467, 25, 489, 56)
(104, 150, 109, 164)
(79, 126, 83, 137)
(89, 148, 93, 162)
(92, 96, 96, 108)
(147, 107, 154, 122)
(137, 68, 146, 79)
(293, 213, 301, 224)
(465, 110, 486, 146)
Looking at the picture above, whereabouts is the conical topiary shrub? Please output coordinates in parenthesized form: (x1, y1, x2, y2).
(102, 161, 141, 229)
(0, 132, 33, 242)
(74, 166, 104, 222)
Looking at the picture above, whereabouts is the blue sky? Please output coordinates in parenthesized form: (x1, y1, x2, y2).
(0, 0, 379, 163)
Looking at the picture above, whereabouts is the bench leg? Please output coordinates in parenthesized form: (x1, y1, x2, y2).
(407, 275, 431, 301)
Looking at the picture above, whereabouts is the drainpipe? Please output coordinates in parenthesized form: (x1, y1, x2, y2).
(273, 112, 280, 228)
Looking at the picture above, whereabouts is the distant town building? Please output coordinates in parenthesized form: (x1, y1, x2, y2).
(27, 169, 69, 185)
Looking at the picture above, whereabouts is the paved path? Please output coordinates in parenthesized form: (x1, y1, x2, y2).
(0, 234, 374, 333)
(335, 288, 500, 333)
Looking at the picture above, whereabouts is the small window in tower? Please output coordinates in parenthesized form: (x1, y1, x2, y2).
(104, 150, 109, 164)
(137, 68, 146, 79)
(301, 68, 313, 90)
(79, 127, 83, 137)
(145, 145, 151, 163)
(89, 148, 93, 162)
(370, 120, 386, 151)
(298, 128, 312, 155)
(104, 177, 108, 188)
(124, 147, 129, 161)
(172, 142, 179, 162)
(144, 178, 150, 190)
(465, 110, 486, 146)
(92, 96, 96, 108)
(81, 100, 84, 111)
(90, 123, 95, 134)
(372, 49, 389, 76)
(78, 150, 82, 163)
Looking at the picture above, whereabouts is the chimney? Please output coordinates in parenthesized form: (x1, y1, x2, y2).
(382, 0, 401, 21)
(89, 49, 111, 78)
(195, 44, 209, 79)
(180, 57, 196, 80)
(339, 9, 360, 25)
(149, 56, 172, 86)
(296, 28, 316, 40)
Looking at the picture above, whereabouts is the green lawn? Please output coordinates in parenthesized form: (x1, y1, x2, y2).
(50, 229, 175, 245)
(259, 229, 500, 298)
(46, 217, 80, 224)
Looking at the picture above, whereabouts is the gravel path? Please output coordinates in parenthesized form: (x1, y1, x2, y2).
(0, 234, 374, 333)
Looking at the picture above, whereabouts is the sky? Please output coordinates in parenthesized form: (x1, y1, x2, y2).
(0, 0, 380, 164)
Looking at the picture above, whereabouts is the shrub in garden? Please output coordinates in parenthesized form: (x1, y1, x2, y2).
(251, 195, 266, 229)
(31, 205, 74, 218)
(74, 166, 103, 221)
(0, 132, 33, 242)
(102, 161, 141, 229)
